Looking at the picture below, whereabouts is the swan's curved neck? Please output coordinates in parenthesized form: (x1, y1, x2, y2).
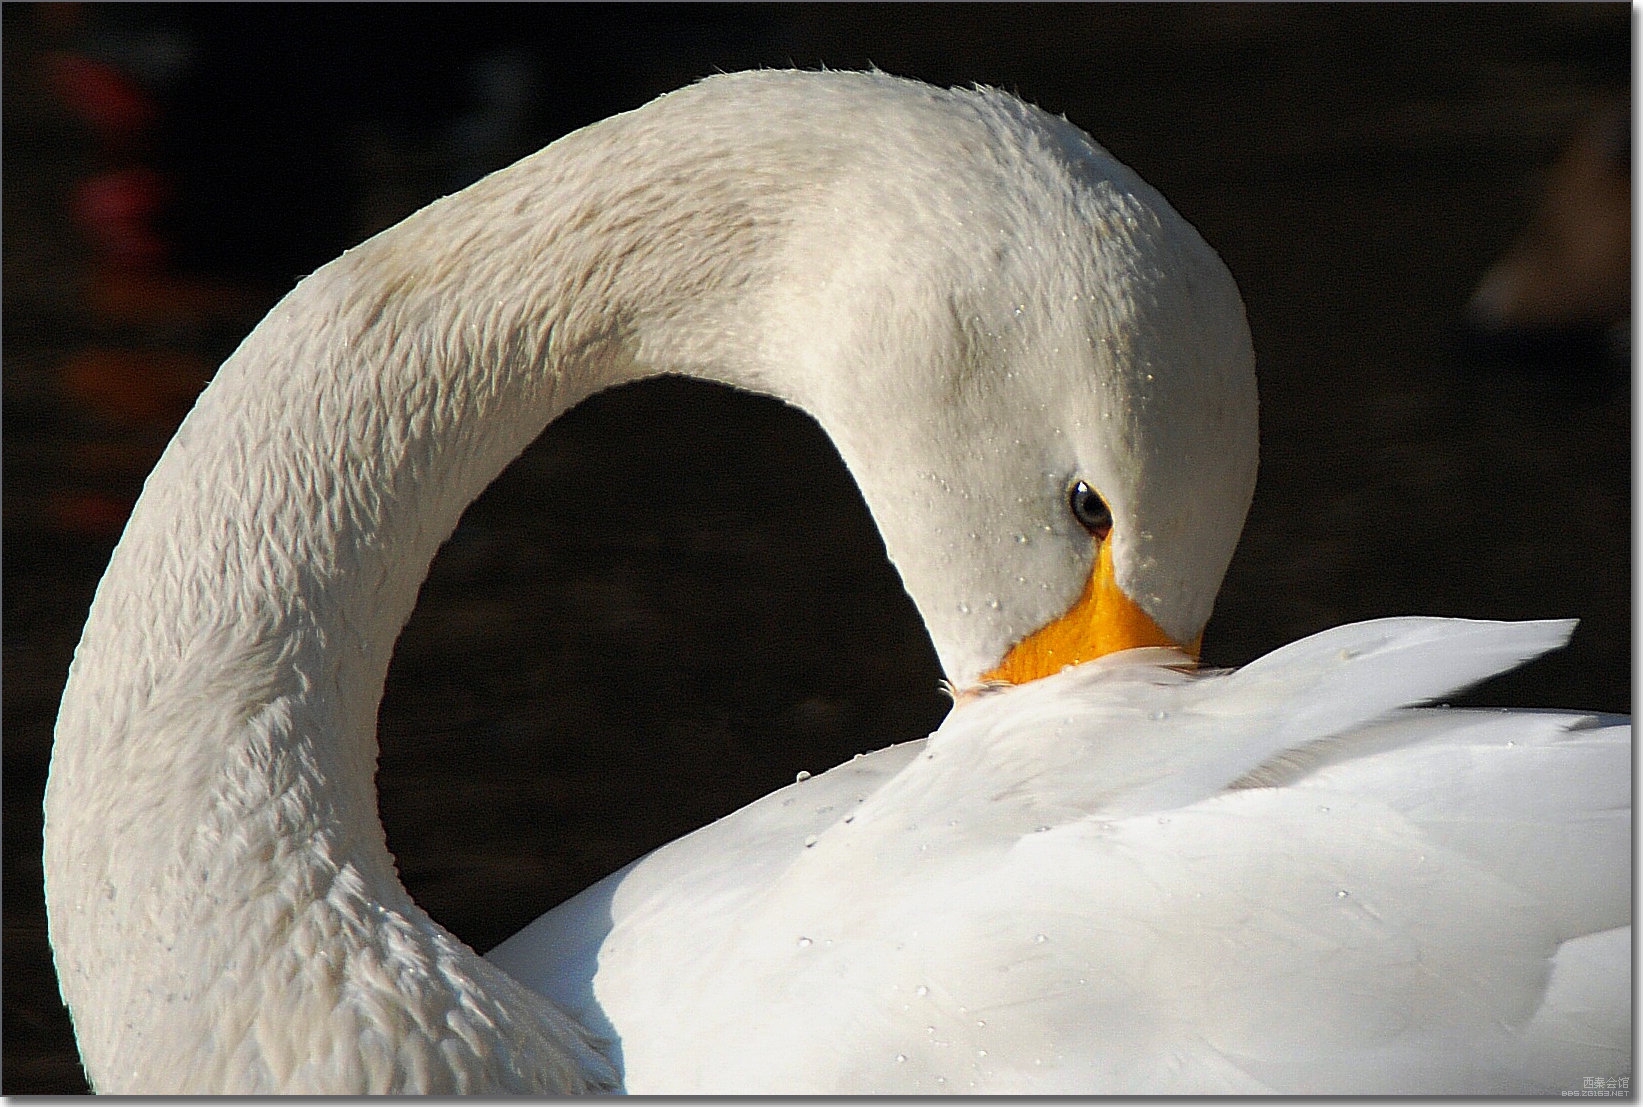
(43, 71, 1252, 1092)
(44, 102, 809, 1093)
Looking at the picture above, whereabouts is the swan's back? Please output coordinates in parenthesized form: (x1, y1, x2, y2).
(492, 618, 1630, 1094)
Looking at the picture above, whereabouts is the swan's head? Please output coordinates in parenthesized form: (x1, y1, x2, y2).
(764, 81, 1258, 690)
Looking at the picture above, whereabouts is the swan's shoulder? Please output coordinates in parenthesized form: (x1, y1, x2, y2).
(485, 738, 924, 1042)
(492, 618, 1629, 1093)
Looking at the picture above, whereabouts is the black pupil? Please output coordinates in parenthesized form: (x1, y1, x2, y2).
(1070, 481, 1112, 535)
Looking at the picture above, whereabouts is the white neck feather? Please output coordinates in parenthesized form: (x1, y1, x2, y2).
(44, 70, 1255, 1092)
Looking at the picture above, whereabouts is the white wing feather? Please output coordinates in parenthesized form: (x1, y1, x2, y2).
(489, 618, 1630, 1093)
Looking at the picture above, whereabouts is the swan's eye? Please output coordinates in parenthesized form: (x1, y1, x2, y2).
(1068, 480, 1112, 539)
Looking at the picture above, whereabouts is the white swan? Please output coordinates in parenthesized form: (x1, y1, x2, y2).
(44, 70, 1629, 1094)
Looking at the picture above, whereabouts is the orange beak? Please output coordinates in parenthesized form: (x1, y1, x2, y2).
(980, 539, 1199, 685)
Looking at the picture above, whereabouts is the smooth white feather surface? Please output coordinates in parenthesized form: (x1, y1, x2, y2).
(492, 617, 1631, 1094)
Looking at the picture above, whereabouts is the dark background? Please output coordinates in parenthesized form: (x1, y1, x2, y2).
(5, 4, 1629, 1093)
